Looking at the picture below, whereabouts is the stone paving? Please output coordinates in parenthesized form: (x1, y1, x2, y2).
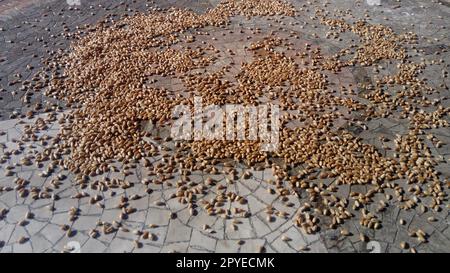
(0, 0, 450, 253)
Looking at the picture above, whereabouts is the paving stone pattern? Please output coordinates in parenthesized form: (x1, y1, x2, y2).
(0, 0, 449, 252)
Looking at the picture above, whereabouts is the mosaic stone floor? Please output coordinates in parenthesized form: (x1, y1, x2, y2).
(0, 0, 449, 253)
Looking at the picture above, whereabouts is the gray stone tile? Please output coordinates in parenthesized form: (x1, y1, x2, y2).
(190, 229, 217, 251)
(216, 239, 240, 253)
(165, 219, 192, 244)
